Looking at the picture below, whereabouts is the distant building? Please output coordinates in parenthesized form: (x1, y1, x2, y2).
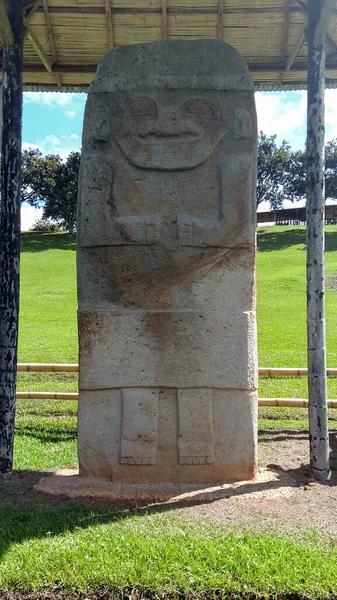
(257, 198, 337, 226)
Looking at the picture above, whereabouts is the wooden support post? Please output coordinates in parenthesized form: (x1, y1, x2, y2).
(0, 0, 14, 45)
(0, 85, 2, 149)
(306, 0, 332, 482)
(0, 0, 24, 474)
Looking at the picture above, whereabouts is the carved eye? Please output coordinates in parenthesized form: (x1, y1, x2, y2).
(128, 98, 157, 116)
(184, 100, 215, 118)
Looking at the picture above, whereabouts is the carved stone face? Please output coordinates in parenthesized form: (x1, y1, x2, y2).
(110, 90, 229, 170)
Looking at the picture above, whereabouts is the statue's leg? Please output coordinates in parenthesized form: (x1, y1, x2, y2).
(177, 389, 214, 465)
(120, 388, 159, 465)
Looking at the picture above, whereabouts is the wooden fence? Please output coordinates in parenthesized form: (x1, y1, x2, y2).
(16, 363, 337, 407)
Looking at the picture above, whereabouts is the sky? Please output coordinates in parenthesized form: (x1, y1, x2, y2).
(20, 88, 337, 230)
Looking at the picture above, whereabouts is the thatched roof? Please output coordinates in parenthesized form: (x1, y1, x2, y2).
(1, 0, 337, 92)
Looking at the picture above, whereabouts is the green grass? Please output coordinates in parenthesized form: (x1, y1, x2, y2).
(257, 225, 337, 369)
(1, 506, 337, 597)
(13, 226, 337, 470)
(18, 226, 337, 391)
(5, 226, 337, 598)
(19, 232, 77, 363)
(13, 399, 77, 471)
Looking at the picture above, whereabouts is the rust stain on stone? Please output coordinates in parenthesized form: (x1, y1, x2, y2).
(78, 311, 105, 354)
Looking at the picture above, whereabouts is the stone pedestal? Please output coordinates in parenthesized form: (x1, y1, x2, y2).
(76, 39, 258, 486)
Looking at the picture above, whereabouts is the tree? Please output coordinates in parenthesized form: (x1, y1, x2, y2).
(257, 132, 294, 208)
(286, 139, 337, 203)
(41, 152, 80, 234)
(21, 149, 60, 206)
(21, 150, 81, 234)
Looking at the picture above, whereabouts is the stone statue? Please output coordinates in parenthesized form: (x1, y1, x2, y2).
(77, 40, 258, 484)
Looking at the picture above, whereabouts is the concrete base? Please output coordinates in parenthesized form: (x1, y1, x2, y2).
(35, 469, 258, 505)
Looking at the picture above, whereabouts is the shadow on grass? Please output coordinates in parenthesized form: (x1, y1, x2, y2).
(21, 232, 76, 253)
(15, 422, 77, 443)
(258, 428, 309, 442)
(257, 227, 337, 252)
(1, 433, 337, 564)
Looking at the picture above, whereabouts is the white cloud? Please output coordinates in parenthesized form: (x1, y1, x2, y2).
(23, 133, 81, 159)
(256, 89, 337, 149)
(24, 91, 74, 107)
(21, 203, 43, 232)
(325, 90, 337, 143)
(255, 91, 307, 150)
(23, 91, 86, 120)
(22, 141, 41, 152)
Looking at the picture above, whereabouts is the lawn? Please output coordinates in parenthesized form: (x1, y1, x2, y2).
(18, 226, 337, 399)
(1, 505, 337, 598)
(3, 225, 337, 599)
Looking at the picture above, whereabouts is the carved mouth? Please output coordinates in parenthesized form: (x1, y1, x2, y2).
(138, 132, 200, 142)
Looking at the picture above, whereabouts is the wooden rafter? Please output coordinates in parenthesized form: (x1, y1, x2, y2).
(41, 0, 62, 87)
(0, 0, 14, 45)
(217, 0, 224, 40)
(294, 0, 337, 59)
(162, 0, 168, 41)
(23, 0, 40, 40)
(104, 0, 114, 49)
(23, 15, 52, 72)
(314, 0, 337, 43)
(278, 0, 291, 82)
(286, 25, 307, 69)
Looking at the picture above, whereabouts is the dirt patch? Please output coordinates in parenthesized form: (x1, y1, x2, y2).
(326, 275, 337, 290)
(178, 430, 337, 533)
(2, 432, 337, 532)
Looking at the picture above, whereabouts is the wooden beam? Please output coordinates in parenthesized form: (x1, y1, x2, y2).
(0, 0, 14, 45)
(23, 0, 41, 42)
(162, 0, 168, 41)
(315, 0, 337, 43)
(41, 0, 56, 61)
(23, 15, 52, 72)
(217, 0, 224, 40)
(286, 27, 307, 70)
(41, 0, 62, 86)
(25, 0, 40, 23)
(306, 0, 330, 481)
(104, 0, 114, 48)
(278, 0, 292, 83)
(327, 32, 337, 52)
(17, 63, 295, 74)
(294, 0, 337, 55)
(295, 0, 308, 15)
(33, 5, 300, 15)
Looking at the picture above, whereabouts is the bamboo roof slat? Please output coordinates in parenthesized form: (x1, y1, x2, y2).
(1, 0, 336, 91)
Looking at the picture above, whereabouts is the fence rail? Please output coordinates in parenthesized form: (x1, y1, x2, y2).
(17, 363, 337, 376)
(16, 363, 337, 407)
(15, 392, 337, 407)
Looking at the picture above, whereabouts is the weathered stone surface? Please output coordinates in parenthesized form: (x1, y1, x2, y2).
(78, 309, 257, 390)
(77, 389, 257, 483)
(77, 39, 258, 486)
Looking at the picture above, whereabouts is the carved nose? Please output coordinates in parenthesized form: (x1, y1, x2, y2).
(155, 109, 186, 135)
